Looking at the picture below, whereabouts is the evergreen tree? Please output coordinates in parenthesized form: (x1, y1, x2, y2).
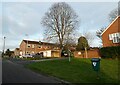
(76, 36, 90, 51)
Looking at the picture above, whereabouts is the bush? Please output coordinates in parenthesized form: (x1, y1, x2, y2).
(100, 46, 120, 59)
(15, 56, 19, 58)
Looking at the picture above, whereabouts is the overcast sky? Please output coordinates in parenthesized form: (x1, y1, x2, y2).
(0, 0, 119, 51)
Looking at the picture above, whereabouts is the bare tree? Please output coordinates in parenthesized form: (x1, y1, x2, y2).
(109, 2, 120, 23)
(41, 2, 79, 48)
(96, 7, 119, 40)
(96, 27, 106, 39)
(109, 8, 118, 22)
(80, 29, 95, 47)
(64, 31, 78, 45)
(83, 32, 95, 47)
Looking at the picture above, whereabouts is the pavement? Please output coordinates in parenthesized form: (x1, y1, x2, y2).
(2, 58, 70, 84)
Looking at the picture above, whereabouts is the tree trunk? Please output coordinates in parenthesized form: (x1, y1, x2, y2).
(85, 47, 88, 58)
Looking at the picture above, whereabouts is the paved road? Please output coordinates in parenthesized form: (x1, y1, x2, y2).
(9, 57, 68, 65)
(0, 55, 2, 85)
(2, 59, 64, 84)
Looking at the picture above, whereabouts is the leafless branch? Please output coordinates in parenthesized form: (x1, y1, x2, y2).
(41, 2, 79, 48)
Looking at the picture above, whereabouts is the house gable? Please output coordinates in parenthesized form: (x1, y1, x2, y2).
(101, 16, 120, 47)
(101, 16, 119, 36)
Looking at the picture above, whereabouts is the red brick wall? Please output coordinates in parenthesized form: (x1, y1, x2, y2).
(102, 17, 120, 47)
(74, 49, 100, 58)
(20, 41, 26, 55)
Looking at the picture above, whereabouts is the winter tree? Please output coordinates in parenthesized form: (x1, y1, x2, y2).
(41, 2, 79, 48)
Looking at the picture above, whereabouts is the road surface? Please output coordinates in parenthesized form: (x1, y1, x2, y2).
(2, 59, 64, 84)
(0, 55, 2, 85)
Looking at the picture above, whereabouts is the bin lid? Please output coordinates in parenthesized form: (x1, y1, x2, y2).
(91, 58, 100, 62)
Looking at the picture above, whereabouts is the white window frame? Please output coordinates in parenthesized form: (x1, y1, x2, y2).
(109, 32, 120, 43)
(111, 34, 114, 39)
(119, 33, 120, 38)
(109, 34, 112, 40)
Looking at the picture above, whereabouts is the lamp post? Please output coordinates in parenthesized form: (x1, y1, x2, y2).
(2, 37, 6, 58)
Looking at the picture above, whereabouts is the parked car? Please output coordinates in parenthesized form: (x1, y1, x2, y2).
(32, 52, 43, 58)
(22, 54, 33, 58)
(19, 55, 23, 58)
(64, 53, 68, 57)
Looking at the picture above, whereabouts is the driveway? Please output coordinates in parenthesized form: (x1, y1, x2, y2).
(2, 59, 67, 84)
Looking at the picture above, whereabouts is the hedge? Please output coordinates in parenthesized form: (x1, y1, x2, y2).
(99, 46, 120, 59)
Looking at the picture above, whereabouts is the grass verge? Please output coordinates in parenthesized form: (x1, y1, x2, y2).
(25, 58, 118, 83)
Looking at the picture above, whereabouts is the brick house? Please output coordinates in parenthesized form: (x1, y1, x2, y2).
(14, 48, 20, 56)
(19, 40, 61, 57)
(101, 16, 120, 47)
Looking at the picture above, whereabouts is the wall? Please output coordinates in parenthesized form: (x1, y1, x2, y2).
(74, 49, 100, 58)
(43, 50, 51, 57)
(51, 50, 61, 57)
(20, 41, 26, 55)
(42, 50, 61, 57)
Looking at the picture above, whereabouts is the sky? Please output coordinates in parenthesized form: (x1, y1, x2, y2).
(0, 0, 119, 51)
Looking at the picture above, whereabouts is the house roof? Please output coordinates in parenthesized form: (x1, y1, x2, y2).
(10, 51, 14, 53)
(23, 40, 59, 46)
(101, 16, 120, 35)
(23, 40, 39, 44)
(15, 48, 19, 50)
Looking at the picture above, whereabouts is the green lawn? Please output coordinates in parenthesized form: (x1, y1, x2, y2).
(25, 58, 118, 83)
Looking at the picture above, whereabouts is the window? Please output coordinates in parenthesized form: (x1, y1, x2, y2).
(27, 44, 31, 48)
(116, 33, 120, 38)
(38, 45, 42, 48)
(119, 33, 120, 38)
(111, 34, 114, 39)
(113, 36, 120, 43)
(32, 44, 34, 48)
(117, 37, 119, 43)
(109, 32, 120, 43)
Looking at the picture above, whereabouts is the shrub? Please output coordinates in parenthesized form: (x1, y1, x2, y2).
(100, 46, 120, 59)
